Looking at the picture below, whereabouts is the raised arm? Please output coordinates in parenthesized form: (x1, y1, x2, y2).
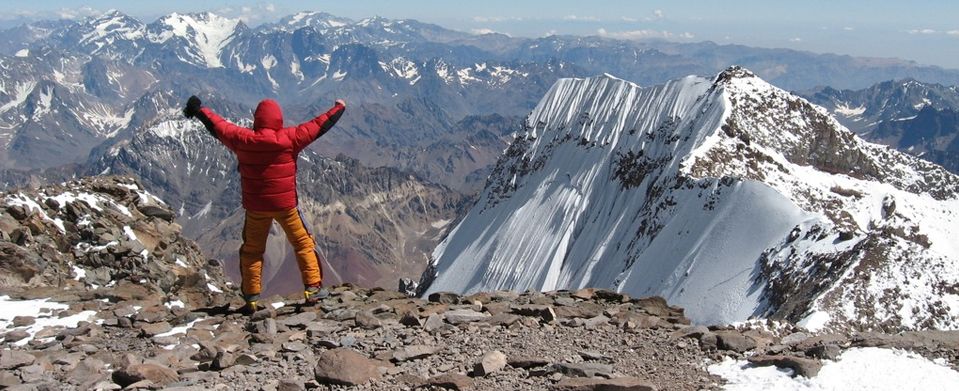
(291, 100, 346, 152)
(182, 95, 245, 151)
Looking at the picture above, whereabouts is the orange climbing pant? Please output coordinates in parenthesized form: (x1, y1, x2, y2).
(239, 208, 323, 298)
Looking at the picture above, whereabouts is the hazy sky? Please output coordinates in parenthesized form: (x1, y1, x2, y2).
(3, 0, 958, 69)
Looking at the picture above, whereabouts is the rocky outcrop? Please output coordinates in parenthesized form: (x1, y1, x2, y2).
(0, 175, 230, 308)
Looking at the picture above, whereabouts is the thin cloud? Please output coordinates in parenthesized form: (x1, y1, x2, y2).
(218, 3, 278, 24)
(564, 15, 601, 22)
(947, 30, 959, 36)
(470, 28, 510, 37)
(597, 28, 693, 40)
(908, 28, 937, 34)
(57, 6, 101, 20)
(843, 26, 855, 31)
(472, 16, 525, 23)
(0, 9, 38, 21)
(789, 37, 803, 42)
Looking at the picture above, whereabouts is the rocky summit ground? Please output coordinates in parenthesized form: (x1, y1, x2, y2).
(1, 177, 958, 390)
(3, 284, 959, 391)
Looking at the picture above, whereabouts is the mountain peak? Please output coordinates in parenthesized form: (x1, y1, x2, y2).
(423, 70, 959, 331)
(714, 65, 758, 84)
(270, 10, 351, 32)
(147, 12, 243, 68)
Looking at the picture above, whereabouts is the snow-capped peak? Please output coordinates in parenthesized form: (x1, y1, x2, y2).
(278, 11, 351, 31)
(77, 9, 145, 48)
(147, 12, 243, 68)
(421, 67, 959, 332)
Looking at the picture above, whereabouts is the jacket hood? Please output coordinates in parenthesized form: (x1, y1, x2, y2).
(253, 99, 283, 130)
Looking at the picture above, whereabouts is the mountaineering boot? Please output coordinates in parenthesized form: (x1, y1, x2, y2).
(240, 293, 262, 315)
(240, 301, 261, 316)
(304, 284, 330, 304)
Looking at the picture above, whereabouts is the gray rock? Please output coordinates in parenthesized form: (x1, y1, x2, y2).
(18, 363, 46, 383)
(211, 351, 236, 370)
(399, 312, 422, 327)
(282, 341, 309, 353)
(781, 332, 811, 346)
(355, 311, 384, 329)
(112, 363, 180, 387)
(254, 319, 278, 336)
(554, 362, 614, 378)
(190, 341, 218, 362)
(583, 315, 610, 329)
(508, 356, 551, 369)
(423, 373, 474, 390)
(138, 321, 172, 337)
(552, 377, 657, 391)
(138, 205, 175, 222)
(278, 380, 306, 391)
(251, 308, 276, 321)
(578, 351, 610, 361)
(316, 339, 340, 348)
(3, 329, 30, 343)
(235, 353, 259, 366)
(474, 350, 507, 376)
(554, 297, 578, 307)
(68, 357, 107, 385)
(0, 370, 20, 387)
(393, 345, 440, 362)
(805, 344, 842, 360)
(428, 292, 461, 304)
(486, 313, 521, 326)
(748, 355, 823, 378)
(339, 336, 357, 348)
(278, 312, 317, 328)
(0, 350, 36, 370)
(511, 305, 557, 323)
(672, 325, 710, 340)
(314, 348, 382, 386)
(699, 332, 719, 350)
(424, 314, 445, 331)
(12, 316, 35, 327)
(716, 331, 757, 353)
(445, 309, 491, 325)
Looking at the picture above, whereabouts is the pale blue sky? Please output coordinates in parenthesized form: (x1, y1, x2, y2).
(3, 0, 958, 69)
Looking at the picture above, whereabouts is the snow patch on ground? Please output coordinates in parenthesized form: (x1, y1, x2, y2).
(0, 296, 97, 347)
(156, 317, 204, 338)
(709, 347, 959, 390)
(833, 103, 866, 118)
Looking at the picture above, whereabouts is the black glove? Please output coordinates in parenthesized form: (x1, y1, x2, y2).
(183, 95, 201, 119)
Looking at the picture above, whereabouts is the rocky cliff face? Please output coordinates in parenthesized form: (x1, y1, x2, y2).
(802, 79, 959, 174)
(421, 67, 959, 332)
(0, 175, 230, 308)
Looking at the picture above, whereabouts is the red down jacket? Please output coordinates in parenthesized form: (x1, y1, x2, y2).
(199, 99, 345, 211)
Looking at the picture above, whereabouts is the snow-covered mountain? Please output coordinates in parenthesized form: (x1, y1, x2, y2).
(420, 66, 959, 332)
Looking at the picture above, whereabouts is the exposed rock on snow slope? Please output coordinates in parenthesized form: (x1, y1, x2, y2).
(421, 66, 959, 331)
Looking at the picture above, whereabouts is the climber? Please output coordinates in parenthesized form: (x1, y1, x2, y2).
(182, 95, 345, 314)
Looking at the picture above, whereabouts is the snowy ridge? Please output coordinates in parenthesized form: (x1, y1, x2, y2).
(422, 66, 959, 331)
(147, 12, 242, 68)
(76, 10, 145, 55)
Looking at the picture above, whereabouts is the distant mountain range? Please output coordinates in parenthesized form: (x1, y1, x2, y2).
(1, 9, 958, 293)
